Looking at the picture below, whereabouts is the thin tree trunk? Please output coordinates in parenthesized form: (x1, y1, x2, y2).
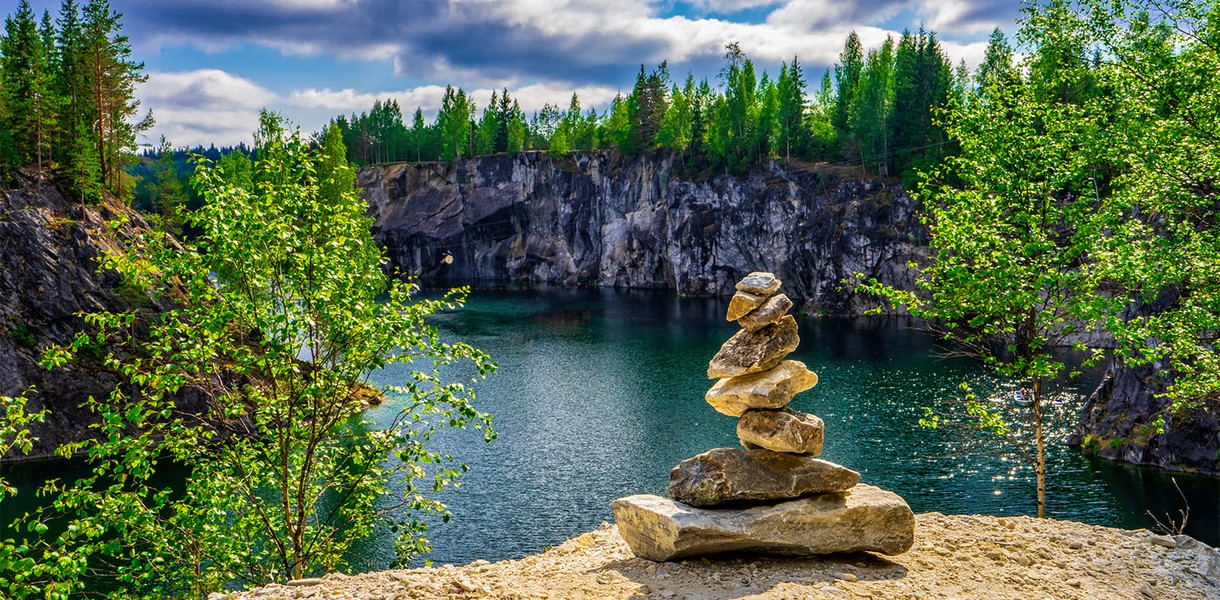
(1033, 375, 1046, 518)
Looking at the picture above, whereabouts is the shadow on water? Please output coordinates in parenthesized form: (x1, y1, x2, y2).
(5, 287, 1218, 575)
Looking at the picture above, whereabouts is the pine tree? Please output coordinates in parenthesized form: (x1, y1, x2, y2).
(494, 88, 515, 153)
(476, 90, 501, 155)
(754, 72, 779, 159)
(66, 117, 101, 203)
(80, 0, 151, 197)
(601, 94, 632, 153)
(656, 83, 691, 152)
(889, 28, 952, 178)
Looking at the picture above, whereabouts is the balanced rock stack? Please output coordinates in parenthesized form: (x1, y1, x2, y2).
(613, 272, 916, 562)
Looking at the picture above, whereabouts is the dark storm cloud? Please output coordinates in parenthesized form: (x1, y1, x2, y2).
(115, 0, 681, 87)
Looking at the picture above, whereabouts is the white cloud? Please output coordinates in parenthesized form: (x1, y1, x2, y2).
(137, 69, 278, 147)
(688, 0, 784, 12)
(114, 0, 1018, 146)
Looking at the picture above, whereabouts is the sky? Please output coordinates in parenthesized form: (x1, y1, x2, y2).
(26, 0, 1025, 148)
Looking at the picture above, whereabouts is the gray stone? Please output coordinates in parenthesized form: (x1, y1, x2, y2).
(735, 272, 782, 296)
(738, 408, 824, 455)
(704, 360, 818, 417)
(707, 315, 799, 379)
(726, 290, 766, 321)
(738, 293, 793, 332)
(667, 448, 859, 507)
(613, 484, 916, 561)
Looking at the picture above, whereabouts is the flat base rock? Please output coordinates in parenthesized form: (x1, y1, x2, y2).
(613, 484, 916, 561)
(668, 448, 859, 507)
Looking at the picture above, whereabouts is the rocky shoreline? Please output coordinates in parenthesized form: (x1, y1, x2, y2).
(213, 513, 1220, 600)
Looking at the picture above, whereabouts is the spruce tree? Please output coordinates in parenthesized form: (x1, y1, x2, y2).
(2, 0, 56, 170)
(977, 27, 1018, 97)
(775, 57, 808, 160)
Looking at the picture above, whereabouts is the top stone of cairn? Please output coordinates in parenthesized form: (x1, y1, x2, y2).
(735, 272, 781, 297)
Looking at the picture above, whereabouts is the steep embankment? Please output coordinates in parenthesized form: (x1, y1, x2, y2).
(0, 171, 204, 459)
(1071, 361, 1220, 476)
(359, 152, 925, 316)
(216, 513, 1220, 600)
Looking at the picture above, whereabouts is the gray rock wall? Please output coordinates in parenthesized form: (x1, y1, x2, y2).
(1070, 361, 1220, 476)
(360, 152, 926, 315)
(1, 171, 135, 458)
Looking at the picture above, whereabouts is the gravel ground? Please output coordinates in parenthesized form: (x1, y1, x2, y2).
(215, 512, 1220, 600)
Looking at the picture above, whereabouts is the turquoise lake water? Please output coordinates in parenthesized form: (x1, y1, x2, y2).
(353, 288, 1218, 568)
(3, 287, 1216, 574)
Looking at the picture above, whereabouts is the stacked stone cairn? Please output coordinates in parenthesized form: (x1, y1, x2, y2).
(613, 272, 916, 561)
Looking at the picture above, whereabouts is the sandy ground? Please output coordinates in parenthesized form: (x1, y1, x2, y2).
(216, 513, 1220, 600)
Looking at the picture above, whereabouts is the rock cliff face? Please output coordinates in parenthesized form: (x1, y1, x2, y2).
(1070, 361, 1220, 475)
(0, 171, 198, 460)
(359, 152, 925, 315)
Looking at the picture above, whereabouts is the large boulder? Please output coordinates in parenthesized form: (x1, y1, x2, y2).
(707, 315, 799, 379)
(613, 484, 916, 561)
(667, 447, 858, 507)
(704, 360, 818, 417)
(738, 408, 824, 455)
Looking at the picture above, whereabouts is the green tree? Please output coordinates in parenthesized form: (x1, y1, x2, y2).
(80, 0, 151, 197)
(656, 82, 691, 152)
(889, 28, 952, 180)
(598, 94, 627, 153)
(2, 0, 58, 170)
(713, 42, 759, 173)
(627, 62, 670, 152)
(475, 90, 501, 155)
(150, 136, 186, 235)
(54, 0, 86, 171)
(852, 36, 896, 174)
(1075, 0, 1220, 416)
(976, 27, 1018, 97)
(833, 31, 864, 134)
(861, 70, 1110, 517)
(775, 57, 808, 160)
(38, 112, 495, 595)
(436, 85, 474, 162)
(505, 109, 527, 154)
(859, 0, 1220, 516)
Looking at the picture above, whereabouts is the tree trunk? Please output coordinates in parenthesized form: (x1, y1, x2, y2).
(1033, 375, 1047, 518)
